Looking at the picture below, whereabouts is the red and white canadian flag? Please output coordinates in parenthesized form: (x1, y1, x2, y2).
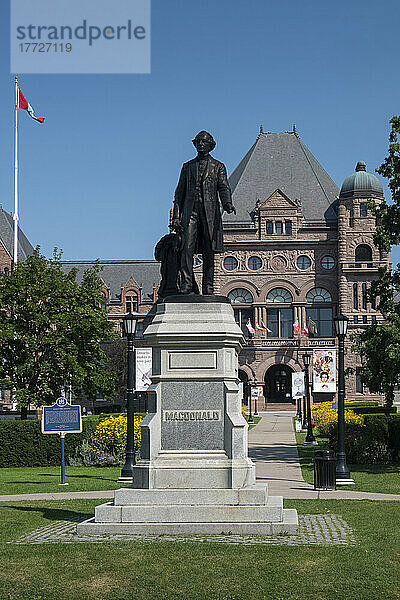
(18, 88, 45, 123)
(246, 318, 255, 335)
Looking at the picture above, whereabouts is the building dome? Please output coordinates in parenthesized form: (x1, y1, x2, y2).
(339, 161, 383, 199)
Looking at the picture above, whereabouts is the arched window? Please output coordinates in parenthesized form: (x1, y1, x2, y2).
(306, 288, 332, 337)
(228, 289, 254, 338)
(228, 288, 253, 304)
(306, 288, 332, 303)
(266, 288, 293, 338)
(125, 294, 138, 313)
(355, 244, 372, 264)
(267, 288, 293, 303)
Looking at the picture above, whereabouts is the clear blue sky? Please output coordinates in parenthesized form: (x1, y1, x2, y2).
(1, 0, 400, 265)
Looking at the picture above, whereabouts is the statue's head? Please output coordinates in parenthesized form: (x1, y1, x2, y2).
(192, 130, 216, 153)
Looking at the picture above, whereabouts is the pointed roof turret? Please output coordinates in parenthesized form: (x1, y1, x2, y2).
(225, 131, 339, 226)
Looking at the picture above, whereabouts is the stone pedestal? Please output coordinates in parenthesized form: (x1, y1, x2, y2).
(77, 296, 298, 536)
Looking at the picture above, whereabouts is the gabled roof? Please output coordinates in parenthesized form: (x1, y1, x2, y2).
(60, 261, 161, 303)
(225, 131, 339, 227)
(0, 208, 35, 261)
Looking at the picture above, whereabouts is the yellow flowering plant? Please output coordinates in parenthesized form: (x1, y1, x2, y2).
(89, 413, 144, 466)
(311, 401, 364, 437)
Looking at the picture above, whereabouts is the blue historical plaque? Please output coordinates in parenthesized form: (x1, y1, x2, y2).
(42, 397, 82, 434)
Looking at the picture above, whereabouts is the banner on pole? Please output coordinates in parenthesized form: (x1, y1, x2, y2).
(313, 349, 337, 393)
(135, 348, 152, 391)
(292, 371, 305, 399)
(251, 386, 259, 400)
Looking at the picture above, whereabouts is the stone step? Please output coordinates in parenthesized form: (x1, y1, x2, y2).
(114, 483, 268, 506)
(95, 495, 283, 524)
(77, 508, 298, 536)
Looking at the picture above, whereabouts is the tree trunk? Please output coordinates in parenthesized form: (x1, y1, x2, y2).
(20, 405, 28, 420)
(385, 386, 394, 408)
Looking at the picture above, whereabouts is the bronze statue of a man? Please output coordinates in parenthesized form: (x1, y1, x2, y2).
(172, 131, 236, 295)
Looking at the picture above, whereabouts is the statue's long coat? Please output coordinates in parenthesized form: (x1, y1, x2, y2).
(173, 156, 232, 253)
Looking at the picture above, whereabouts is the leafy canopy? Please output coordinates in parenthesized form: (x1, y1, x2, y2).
(354, 116, 400, 404)
(0, 248, 117, 409)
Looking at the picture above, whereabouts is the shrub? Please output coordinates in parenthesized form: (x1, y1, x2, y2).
(348, 406, 396, 415)
(311, 401, 364, 437)
(388, 415, 400, 460)
(344, 402, 379, 408)
(0, 417, 99, 467)
(86, 413, 144, 466)
(327, 415, 392, 464)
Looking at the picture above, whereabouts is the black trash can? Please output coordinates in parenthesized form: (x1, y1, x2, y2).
(314, 449, 336, 490)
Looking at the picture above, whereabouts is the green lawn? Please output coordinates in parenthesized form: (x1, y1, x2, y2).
(0, 466, 127, 495)
(0, 498, 399, 599)
(295, 428, 400, 495)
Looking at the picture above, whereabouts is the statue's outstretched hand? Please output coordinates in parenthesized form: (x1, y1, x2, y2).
(225, 204, 236, 215)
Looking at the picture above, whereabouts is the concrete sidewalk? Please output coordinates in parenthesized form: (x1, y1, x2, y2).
(248, 411, 400, 500)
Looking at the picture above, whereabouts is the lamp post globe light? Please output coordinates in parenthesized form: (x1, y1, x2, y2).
(120, 312, 139, 482)
(333, 313, 354, 485)
(303, 352, 317, 445)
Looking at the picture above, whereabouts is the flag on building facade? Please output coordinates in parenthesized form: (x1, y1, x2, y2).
(308, 318, 318, 335)
(293, 320, 301, 334)
(18, 88, 45, 123)
(303, 322, 309, 336)
(246, 319, 255, 335)
(256, 320, 273, 334)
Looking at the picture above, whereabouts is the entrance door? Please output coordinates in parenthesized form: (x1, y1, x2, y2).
(265, 365, 293, 403)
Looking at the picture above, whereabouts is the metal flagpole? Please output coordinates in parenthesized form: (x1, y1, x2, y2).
(13, 76, 19, 266)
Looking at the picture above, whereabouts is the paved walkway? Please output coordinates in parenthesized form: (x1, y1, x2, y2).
(0, 413, 398, 502)
(248, 411, 400, 500)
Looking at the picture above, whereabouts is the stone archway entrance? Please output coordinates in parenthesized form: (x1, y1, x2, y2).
(265, 364, 294, 403)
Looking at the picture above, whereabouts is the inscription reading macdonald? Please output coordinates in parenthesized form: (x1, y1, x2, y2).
(163, 410, 221, 422)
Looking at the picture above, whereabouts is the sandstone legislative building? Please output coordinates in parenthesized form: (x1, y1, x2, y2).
(0, 128, 387, 410)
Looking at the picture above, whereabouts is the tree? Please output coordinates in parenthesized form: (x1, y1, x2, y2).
(353, 116, 400, 405)
(0, 248, 117, 418)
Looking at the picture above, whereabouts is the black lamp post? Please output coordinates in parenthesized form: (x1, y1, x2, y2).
(303, 352, 316, 444)
(120, 312, 138, 481)
(333, 313, 354, 485)
(248, 380, 254, 424)
(301, 391, 307, 430)
(253, 378, 259, 416)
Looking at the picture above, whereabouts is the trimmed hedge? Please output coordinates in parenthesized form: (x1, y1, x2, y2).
(345, 402, 379, 408)
(0, 417, 100, 467)
(349, 406, 396, 416)
(388, 417, 400, 460)
(327, 414, 400, 464)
